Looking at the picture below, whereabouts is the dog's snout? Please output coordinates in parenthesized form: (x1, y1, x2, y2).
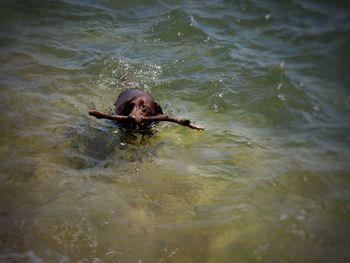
(128, 109, 143, 124)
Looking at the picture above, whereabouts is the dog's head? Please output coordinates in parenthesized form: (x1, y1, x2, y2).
(115, 89, 163, 130)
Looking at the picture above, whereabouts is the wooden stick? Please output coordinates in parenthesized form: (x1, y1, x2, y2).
(88, 110, 204, 130)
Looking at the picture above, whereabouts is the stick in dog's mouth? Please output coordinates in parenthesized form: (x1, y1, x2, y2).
(88, 109, 205, 131)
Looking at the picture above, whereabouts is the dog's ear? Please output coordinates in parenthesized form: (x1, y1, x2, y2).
(121, 101, 135, 116)
(115, 100, 134, 116)
(155, 102, 163, 115)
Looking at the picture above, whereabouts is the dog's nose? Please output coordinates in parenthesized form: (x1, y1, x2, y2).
(128, 112, 142, 124)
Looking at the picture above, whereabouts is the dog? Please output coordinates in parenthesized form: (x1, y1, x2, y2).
(114, 89, 163, 131)
(88, 89, 204, 131)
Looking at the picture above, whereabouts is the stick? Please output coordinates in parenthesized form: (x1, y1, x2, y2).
(88, 110, 204, 130)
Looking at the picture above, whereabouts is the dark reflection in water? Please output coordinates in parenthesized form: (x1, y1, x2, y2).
(63, 120, 162, 170)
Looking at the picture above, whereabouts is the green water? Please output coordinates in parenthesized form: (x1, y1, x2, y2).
(1, 0, 350, 262)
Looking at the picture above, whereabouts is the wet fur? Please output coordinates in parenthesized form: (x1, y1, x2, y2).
(114, 89, 163, 130)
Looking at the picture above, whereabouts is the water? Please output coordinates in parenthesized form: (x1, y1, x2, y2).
(1, 0, 350, 262)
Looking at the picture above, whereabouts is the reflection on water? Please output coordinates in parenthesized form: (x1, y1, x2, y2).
(1, 0, 350, 262)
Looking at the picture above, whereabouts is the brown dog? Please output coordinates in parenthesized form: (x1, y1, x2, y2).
(88, 89, 204, 131)
(114, 89, 163, 130)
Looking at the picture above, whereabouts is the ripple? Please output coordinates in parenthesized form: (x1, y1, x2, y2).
(0, 250, 44, 263)
(144, 9, 208, 43)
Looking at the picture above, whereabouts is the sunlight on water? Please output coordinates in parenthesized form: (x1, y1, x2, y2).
(1, 0, 350, 262)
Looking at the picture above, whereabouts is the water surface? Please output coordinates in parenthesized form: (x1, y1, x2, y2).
(1, 0, 350, 262)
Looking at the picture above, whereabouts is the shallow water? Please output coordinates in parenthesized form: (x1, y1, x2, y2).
(1, 0, 350, 262)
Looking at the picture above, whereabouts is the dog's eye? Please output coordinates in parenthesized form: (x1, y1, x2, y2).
(141, 104, 148, 113)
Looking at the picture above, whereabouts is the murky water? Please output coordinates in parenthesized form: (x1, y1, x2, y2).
(1, 0, 350, 262)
